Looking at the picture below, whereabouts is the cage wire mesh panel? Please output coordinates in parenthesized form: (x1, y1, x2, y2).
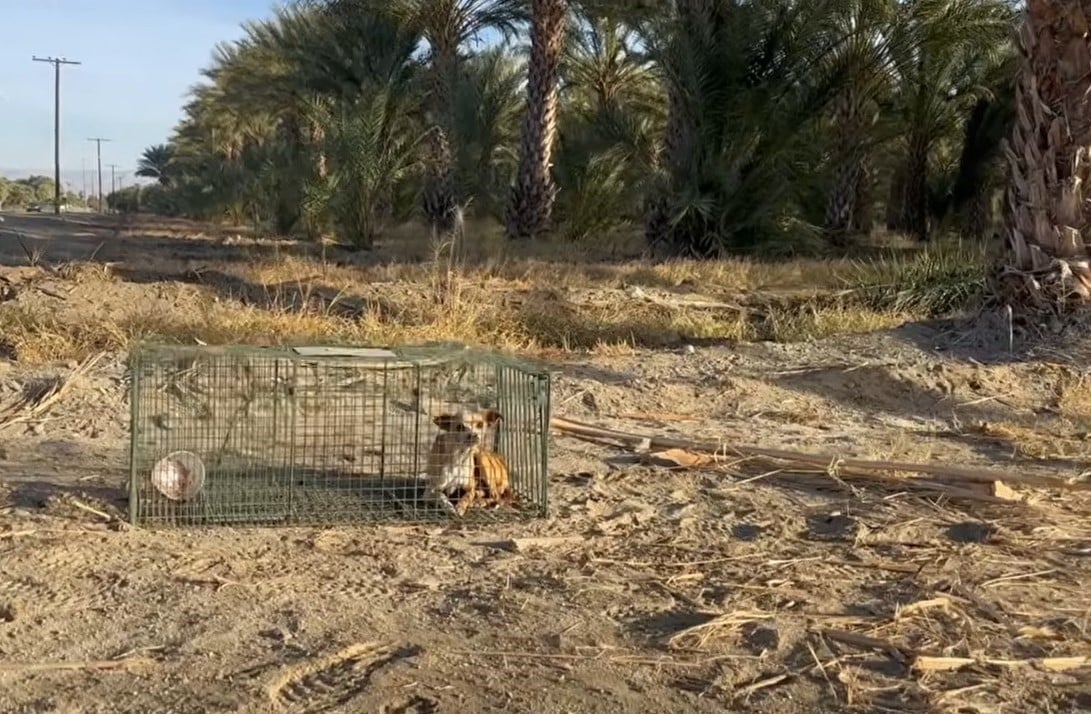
(127, 344, 550, 527)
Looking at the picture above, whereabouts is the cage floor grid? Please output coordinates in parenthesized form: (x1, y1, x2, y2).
(134, 472, 540, 526)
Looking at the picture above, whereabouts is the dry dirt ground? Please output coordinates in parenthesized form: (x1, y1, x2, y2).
(1, 213, 1090, 713)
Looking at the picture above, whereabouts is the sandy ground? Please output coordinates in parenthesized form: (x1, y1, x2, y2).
(1, 213, 1090, 713)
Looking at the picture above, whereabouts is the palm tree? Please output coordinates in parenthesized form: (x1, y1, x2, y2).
(885, 0, 1011, 243)
(996, 0, 1091, 314)
(552, 11, 663, 240)
(505, 0, 569, 240)
(370, 0, 524, 239)
(816, 0, 898, 248)
(452, 47, 526, 220)
(642, 0, 851, 257)
(135, 144, 176, 186)
(944, 51, 1014, 240)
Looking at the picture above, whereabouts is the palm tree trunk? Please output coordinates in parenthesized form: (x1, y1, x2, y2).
(645, 0, 709, 257)
(851, 152, 874, 236)
(311, 123, 328, 180)
(644, 78, 690, 257)
(994, 0, 1091, 313)
(824, 90, 864, 248)
(506, 0, 568, 240)
(961, 190, 989, 241)
(885, 162, 907, 232)
(423, 126, 457, 238)
(904, 132, 930, 242)
(424, 45, 459, 237)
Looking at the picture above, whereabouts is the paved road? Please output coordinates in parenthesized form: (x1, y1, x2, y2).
(0, 212, 127, 266)
(0, 211, 301, 271)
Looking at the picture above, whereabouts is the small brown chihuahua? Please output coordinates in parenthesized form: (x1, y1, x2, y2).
(425, 408, 502, 516)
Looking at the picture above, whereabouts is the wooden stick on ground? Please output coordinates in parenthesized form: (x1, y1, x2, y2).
(550, 416, 1089, 493)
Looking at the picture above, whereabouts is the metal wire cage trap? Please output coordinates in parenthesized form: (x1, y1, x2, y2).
(127, 343, 551, 527)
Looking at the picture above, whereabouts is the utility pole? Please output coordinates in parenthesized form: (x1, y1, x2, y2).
(32, 55, 81, 215)
(106, 164, 123, 212)
(86, 137, 109, 213)
(81, 157, 87, 203)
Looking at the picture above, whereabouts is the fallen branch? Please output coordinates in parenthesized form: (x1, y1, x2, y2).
(549, 416, 1088, 493)
(0, 656, 156, 674)
(0, 352, 105, 431)
(67, 497, 114, 522)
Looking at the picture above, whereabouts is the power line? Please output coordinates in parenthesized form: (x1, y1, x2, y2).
(32, 55, 81, 216)
(86, 137, 110, 213)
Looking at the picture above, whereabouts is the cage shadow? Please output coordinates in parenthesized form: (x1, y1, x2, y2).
(6, 479, 127, 511)
(132, 465, 542, 528)
(0, 439, 129, 511)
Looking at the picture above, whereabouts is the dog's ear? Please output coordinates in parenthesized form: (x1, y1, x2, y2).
(433, 414, 461, 431)
(482, 409, 503, 425)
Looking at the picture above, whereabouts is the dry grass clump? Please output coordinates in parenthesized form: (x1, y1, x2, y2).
(0, 274, 917, 366)
(0, 216, 985, 366)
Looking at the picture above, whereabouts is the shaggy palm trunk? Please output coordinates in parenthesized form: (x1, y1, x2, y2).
(424, 46, 459, 238)
(851, 153, 874, 236)
(273, 116, 304, 235)
(423, 126, 458, 240)
(645, 0, 710, 257)
(644, 79, 690, 257)
(824, 90, 865, 248)
(962, 190, 990, 241)
(885, 162, 908, 232)
(506, 0, 568, 240)
(994, 0, 1091, 314)
(904, 133, 930, 242)
(303, 120, 329, 243)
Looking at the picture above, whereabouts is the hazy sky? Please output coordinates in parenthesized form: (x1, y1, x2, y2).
(0, 0, 275, 189)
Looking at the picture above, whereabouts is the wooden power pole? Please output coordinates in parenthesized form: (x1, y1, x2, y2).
(86, 137, 110, 213)
(32, 55, 81, 215)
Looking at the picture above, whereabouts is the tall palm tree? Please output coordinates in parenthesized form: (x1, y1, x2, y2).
(452, 47, 526, 220)
(996, 0, 1091, 313)
(381, 0, 524, 238)
(135, 144, 176, 186)
(642, 0, 850, 257)
(886, 0, 1011, 243)
(553, 11, 663, 241)
(641, 0, 705, 256)
(506, 0, 569, 240)
(817, 0, 898, 248)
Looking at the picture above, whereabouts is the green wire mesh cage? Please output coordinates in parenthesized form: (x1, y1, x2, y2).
(127, 343, 551, 527)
